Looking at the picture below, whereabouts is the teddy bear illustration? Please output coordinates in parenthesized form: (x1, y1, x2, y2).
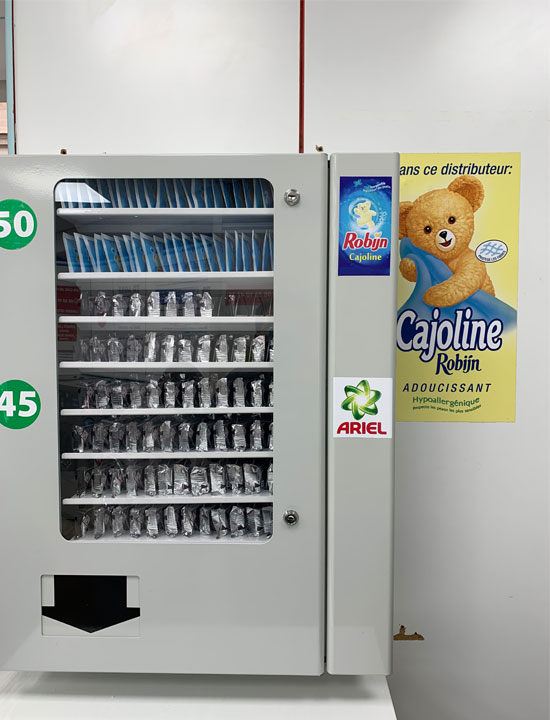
(399, 175, 495, 307)
(353, 200, 376, 229)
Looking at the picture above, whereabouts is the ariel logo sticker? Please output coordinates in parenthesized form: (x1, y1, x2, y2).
(341, 379, 381, 419)
(333, 376, 393, 438)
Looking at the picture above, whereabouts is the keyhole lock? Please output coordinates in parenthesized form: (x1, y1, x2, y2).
(284, 188, 300, 206)
(284, 510, 299, 526)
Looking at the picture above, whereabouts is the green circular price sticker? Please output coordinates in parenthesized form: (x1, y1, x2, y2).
(0, 199, 37, 249)
(0, 380, 41, 429)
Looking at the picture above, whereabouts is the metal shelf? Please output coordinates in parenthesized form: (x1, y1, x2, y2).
(62, 451, 274, 460)
(72, 531, 270, 544)
(59, 361, 274, 375)
(61, 407, 273, 417)
(58, 316, 274, 330)
(57, 272, 274, 290)
(63, 491, 273, 506)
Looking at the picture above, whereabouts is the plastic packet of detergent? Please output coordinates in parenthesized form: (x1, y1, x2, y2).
(211, 507, 229, 538)
(242, 179, 254, 208)
(163, 378, 176, 408)
(157, 178, 167, 208)
(250, 377, 264, 407)
(253, 179, 264, 208)
(92, 467, 107, 497)
(230, 506, 246, 537)
(169, 233, 186, 272)
(105, 179, 118, 209)
(191, 179, 206, 208)
(181, 505, 197, 537)
(232, 335, 249, 362)
(177, 421, 194, 452)
(145, 507, 162, 538)
(81, 234, 99, 271)
(235, 232, 244, 272)
(193, 233, 209, 272)
(212, 179, 225, 208)
(200, 234, 219, 272)
(107, 335, 124, 362)
(241, 232, 253, 271)
(262, 506, 273, 537)
(204, 178, 214, 207)
(128, 380, 144, 408)
(144, 464, 157, 496)
(109, 466, 124, 496)
(212, 233, 226, 271)
(163, 178, 177, 208)
(243, 463, 262, 495)
(141, 233, 162, 272)
(94, 507, 108, 539)
(215, 335, 229, 362)
(125, 466, 141, 498)
(92, 291, 109, 316)
(209, 463, 226, 495)
(227, 465, 244, 495)
(251, 230, 263, 271)
(213, 420, 227, 452)
(97, 179, 112, 208)
(231, 423, 246, 452)
(221, 180, 235, 208)
(162, 232, 177, 272)
(157, 464, 173, 495)
(196, 421, 210, 452)
(232, 179, 246, 208)
(114, 179, 130, 208)
(76, 466, 91, 497)
(123, 179, 137, 208)
(154, 235, 170, 272)
(173, 464, 190, 495)
(113, 235, 130, 272)
(147, 291, 161, 317)
(122, 235, 137, 272)
(178, 338, 194, 364)
(74, 233, 94, 272)
(144, 179, 158, 209)
(199, 376, 213, 408)
(267, 462, 273, 493)
(252, 335, 266, 362)
(90, 336, 107, 362)
(250, 420, 263, 451)
(191, 465, 209, 496)
(131, 232, 148, 271)
(216, 377, 229, 406)
(268, 230, 274, 269)
(129, 507, 144, 538)
(261, 230, 271, 271)
(200, 507, 212, 536)
(132, 179, 146, 208)
(126, 421, 140, 452)
(180, 233, 197, 272)
(111, 506, 127, 538)
(246, 506, 264, 536)
(164, 291, 178, 317)
(225, 231, 236, 272)
(164, 506, 178, 537)
(101, 234, 123, 272)
(144, 332, 158, 362)
(176, 179, 193, 208)
(196, 335, 212, 362)
(199, 291, 213, 317)
(63, 233, 81, 272)
(126, 334, 143, 362)
(233, 377, 246, 408)
(260, 179, 273, 207)
(160, 420, 175, 452)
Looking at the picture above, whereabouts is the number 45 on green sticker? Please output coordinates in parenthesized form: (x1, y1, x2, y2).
(0, 199, 37, 250)
(0, 380, 41, 429)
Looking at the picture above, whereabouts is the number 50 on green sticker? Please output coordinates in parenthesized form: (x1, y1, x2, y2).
(0, 199, 37, 250)
(0, 380, 41, 429)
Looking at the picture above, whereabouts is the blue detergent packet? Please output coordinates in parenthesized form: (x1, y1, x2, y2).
(87, 180, 104, 208)
(102, 234, 124, 272)
(163, 232, 178, 271)
(134, 179, 148, 208)
(268, 230, 274, 269)
(122, 235, 136, 271)
(212, 233, 226, 271)
(124, 179, 138, 208)
(251, 230, 263, 271)
(235, 232, 244, 272)
(115, 235, 132, 272)
(204, 179, 214, 207)
(74, 234, 93, 271)
(154, 235, 170, 271)
(141, 233, 162, 272)
(144, 180, 158, 208)
(191, 179, 206, 208)
(173, 233, 190, 272)
(94, 233, 110, 271)
(262, 230, 271, 271)
(212, 179, 225, 208)
(225, 231, 236, 272)
(232, 179, 246, 208)
(183, 233, 199, 272)
(193, 232, 209, 271)
(243, 179, 254, 208)
(253, 179, 264, 208)
(221, 180, 235, 208)
(241, 232, 253, 271)
(200, 234, 219, 272)
(115, 180, 130, 209)
(107, 179, 119, 209)
(98, 179, 112, 207)
(78, 234, 97, 271)
(131, 231, 148, 271)
(260, 179, 273, 207)
(63, 233, 81, 272)
(157, 178, 168, 208)
(175, 179, 191, 208)
(164, 179, 178, 209)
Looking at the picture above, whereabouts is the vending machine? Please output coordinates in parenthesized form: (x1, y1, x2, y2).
(0, 154, 397, 676)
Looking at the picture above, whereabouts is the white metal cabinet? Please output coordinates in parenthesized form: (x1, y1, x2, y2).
(0, 155, 327, 675)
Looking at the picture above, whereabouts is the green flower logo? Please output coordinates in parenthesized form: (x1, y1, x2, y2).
(341, 380, 381, 420)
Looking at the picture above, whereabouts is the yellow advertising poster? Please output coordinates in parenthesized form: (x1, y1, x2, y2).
(396, 153, 520, 422)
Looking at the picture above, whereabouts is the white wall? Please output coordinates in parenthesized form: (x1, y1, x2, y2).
(12, 1, 550, 719)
